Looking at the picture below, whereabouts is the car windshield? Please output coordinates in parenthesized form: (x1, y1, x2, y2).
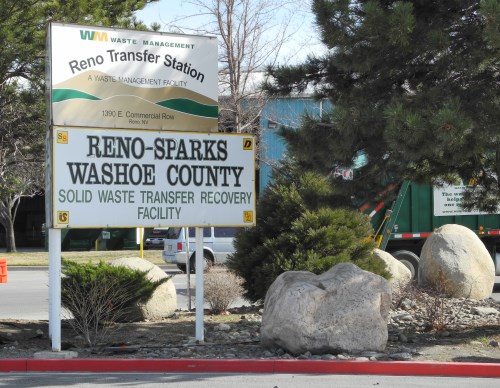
(165, 228, 182, 239)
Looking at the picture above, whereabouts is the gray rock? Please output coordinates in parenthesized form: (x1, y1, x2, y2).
(373, 249, 412, 292)
(392, 313, 413, 321)
(110, 257, 177, 321)
(216, 323, 231, 331)
(261, 263, 391, 356)
(419, 224, 495, 299)
(472, 307, 499, 316)
(400, 298, 415, 310)
(389, 352, 413, 361)
(397, 346, 416, 353)
(360, 351, 386, 359)
(34, 350, 78, 359)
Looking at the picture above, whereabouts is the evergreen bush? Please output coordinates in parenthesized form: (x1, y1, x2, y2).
(227, 167, 389, 303)
(61, 259, 168, 347)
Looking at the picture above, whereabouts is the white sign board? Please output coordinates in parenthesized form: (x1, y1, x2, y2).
(433, 185, 489, 216)
(48, 23, 218, 131)
(51, 127, 256, 228)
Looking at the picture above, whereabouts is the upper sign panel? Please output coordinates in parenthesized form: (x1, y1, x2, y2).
(48, 23, 218, 131)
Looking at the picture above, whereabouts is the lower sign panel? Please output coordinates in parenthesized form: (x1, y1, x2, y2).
(51, 126, 256, 228)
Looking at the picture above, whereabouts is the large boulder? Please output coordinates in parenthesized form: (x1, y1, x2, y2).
(261, 263, 391, 356)
(373, 249, 412, 293)
(111, 257, 177, 321)
(418, 224, 495, 299)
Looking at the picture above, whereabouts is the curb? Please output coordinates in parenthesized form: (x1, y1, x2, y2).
(6, 266, 174, 272)
(3, 266, 48, 271)
(1, 359, 500, 377)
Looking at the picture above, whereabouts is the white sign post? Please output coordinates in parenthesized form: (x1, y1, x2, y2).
(47, 23, 225, 350)
(195, 228, 204, 341)
(48, 228, 61, 351)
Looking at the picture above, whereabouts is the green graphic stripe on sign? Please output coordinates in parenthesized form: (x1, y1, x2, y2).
(156, 98, 218, 118)
(52, 89, 101, 102)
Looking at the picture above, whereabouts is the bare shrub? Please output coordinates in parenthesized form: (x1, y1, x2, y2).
(204, 270, 244, 314)
(391, 279, 421, 309)
(62, 276, 139, 348)
(391, 272, 468, 331)
(61, 260, 167, 348)
(419, 270, 470, 331)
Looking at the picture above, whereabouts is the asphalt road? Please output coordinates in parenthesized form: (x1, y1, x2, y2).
(0, 267, 251, 320)
(1, 372, 500, 387)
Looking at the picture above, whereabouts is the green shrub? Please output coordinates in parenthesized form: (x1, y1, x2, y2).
(227, 169, 389, 303)
(61, 259, 168, 347)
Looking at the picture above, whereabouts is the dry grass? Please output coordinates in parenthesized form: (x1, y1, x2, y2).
(0, 249, 165, 266)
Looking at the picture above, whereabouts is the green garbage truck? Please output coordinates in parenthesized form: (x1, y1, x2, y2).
(362, 181, 500, 278)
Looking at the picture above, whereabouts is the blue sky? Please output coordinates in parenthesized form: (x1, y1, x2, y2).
(134, 0, 324, 65)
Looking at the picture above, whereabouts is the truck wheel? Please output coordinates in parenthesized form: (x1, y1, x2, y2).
(177, 264, 187, 273)
(189, 252, 213, 274)
(391, 250, 420, 279)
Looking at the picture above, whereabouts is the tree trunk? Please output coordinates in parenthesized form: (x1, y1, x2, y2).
(4, 216, 16, 252)
(0, 196, 20, 253)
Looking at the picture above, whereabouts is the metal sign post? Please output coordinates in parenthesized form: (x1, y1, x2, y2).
(48, 228, 61, 351)
(185, 227, 192, 311)
(195, 227, 204, 341)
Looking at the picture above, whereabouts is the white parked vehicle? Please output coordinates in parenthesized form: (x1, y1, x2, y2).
(162, 227, 238, 273)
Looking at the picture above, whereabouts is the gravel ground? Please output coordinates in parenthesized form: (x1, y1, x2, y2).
(1, 292, 499, 362)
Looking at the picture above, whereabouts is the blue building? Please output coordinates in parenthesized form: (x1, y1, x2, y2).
(258, 96, 331, 194)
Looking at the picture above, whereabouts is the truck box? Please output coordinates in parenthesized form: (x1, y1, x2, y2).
(364, 181, 500, 277)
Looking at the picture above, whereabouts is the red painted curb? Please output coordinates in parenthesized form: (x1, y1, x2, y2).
(1, 359, 500, 377)
(25, 359, 274, 373)
(0, 359, 27, 372)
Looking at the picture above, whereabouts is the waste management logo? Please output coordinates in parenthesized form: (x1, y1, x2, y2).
(79, 30, 109, 42)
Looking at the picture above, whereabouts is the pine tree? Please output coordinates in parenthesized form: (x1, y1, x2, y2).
(265, 0, 500, 211)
